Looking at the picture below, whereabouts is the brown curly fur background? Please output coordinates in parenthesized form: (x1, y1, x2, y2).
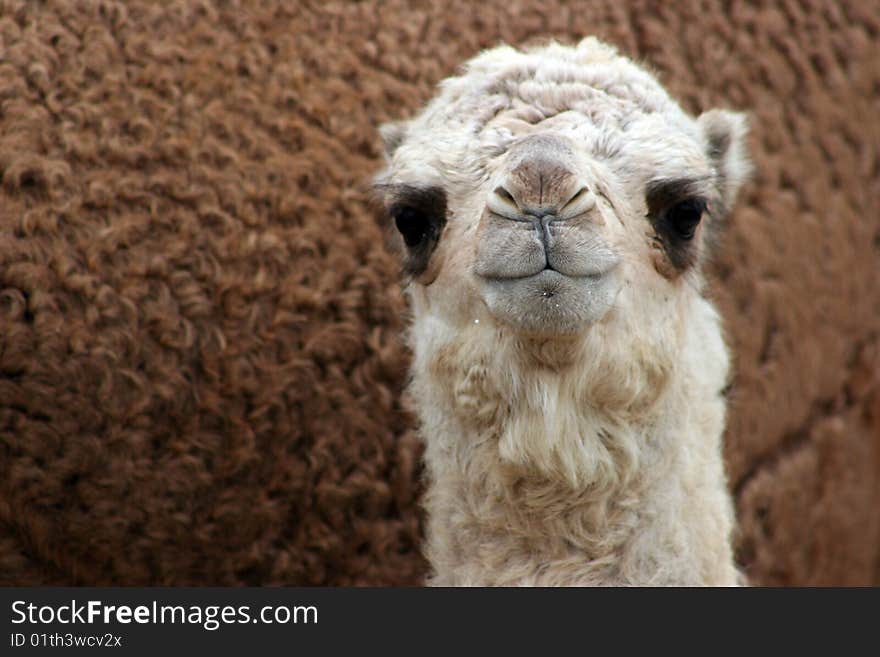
(0, 0, 878, 586)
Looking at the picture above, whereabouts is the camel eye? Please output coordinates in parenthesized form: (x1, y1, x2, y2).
(382, 185, 447, 278)
(392, 205, 431, 247)
(665, 198, 705, 240)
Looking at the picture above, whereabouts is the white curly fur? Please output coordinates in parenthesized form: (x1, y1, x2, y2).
(377, 38, 750, 585)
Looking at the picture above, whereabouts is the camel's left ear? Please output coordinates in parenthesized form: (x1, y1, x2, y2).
(697, 109, 751, 215)
(379, 121, 409, 160)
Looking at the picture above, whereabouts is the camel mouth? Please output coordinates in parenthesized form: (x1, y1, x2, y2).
(473, 210, 621, 282)
(479, 263, 612, 283)
(473, 199, 622, 333)
(478, 267, 621, 334)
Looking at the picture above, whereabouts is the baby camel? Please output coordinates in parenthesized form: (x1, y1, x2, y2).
(375, 38, 750, 585)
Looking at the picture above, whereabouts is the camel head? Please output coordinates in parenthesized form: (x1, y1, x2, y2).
(376, 38, 749, 346)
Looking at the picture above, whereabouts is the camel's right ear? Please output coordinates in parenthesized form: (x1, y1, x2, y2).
(379, 121, 408, 159)
(697, 109, 751, 215)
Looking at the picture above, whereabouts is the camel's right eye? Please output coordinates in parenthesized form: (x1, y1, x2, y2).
(383, 185, 448, 278)
(392, 206, 431, 247)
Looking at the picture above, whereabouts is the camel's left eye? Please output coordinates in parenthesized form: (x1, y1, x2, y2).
(665, 198, 705, 240)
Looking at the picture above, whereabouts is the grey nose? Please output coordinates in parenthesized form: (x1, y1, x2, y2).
(490, 133, 598, 221)
(495, 161, 578, 218)
(488, 183, 596, 224)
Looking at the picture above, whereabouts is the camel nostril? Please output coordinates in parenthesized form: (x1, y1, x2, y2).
(565, 187, 589, 206)
(559, 185, 596, 219)
(489, 185, 524, 220)
(494, 185, 517, 206)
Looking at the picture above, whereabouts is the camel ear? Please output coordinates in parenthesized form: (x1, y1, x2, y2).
(697, 109, 751, 214)
(379, 121, 408, 159)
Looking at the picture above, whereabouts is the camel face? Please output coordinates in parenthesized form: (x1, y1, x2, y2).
(469, 105, 715, 334)
(470, 98, 719, 335)
(377, 38, 749, 341)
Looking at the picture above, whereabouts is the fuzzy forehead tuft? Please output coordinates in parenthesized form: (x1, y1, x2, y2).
(420, 38, 692, 136)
